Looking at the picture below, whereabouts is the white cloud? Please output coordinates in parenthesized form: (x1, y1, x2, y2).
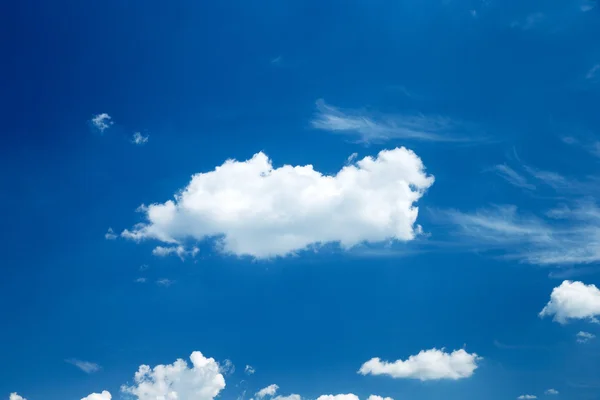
(586, 64, 600, 80)
(511, 13, 544, 30)
(358, 348, 481, 381)
(151, 245, 199, 260)
(244, 365, 255, 375)
(121, 351, 225, 400)
(256, 384, 279, 398)
(317, 395, 359, 400)
(273, 396, 301, 400)
(491, 165, 535, 190)
(517, 395, 537, 399)
(539, 281, 600, 324)
(135, 277, 147, 283)
(367, 395, 393, 400)
(105, 227, 117, 240)
(444, 200, 600, 265)
(581, 0, 596, 11)
(132, 132, 149, 145)
(91, 113, 113, 133)
(121, 148, 434, 258)
(66, 359, 101, 374)
(311, 99, 471, 143)
(156, 278, 175, 287)
(81, 391, 111, 400)
(545, 389, 559, 395)
(10, 394, 26, 400)
(576, 331, 596, 343)
(220, 359, 235, 375)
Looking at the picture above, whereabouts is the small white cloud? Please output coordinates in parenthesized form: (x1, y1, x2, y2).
(540, 280, 600, 324)
(120, 351, 225, 400)
(311, 99, 470, 143)
(135, 277, 147, 283)
(244, 365, 255, 375)
(10, 394, 26, 400)
(545, 389, 559, 395)
(132, 132, 149, 145)
(66, 359, 101, 374)
(139, 264, 149, 271)
(220, 359, 235, 375)
(91, 113, 113, 133)
(122, 148, 434, 259)
(81, 391, 112, 400)
(367, 395, 393, 400)
(105, 227, 117, 240)
(576, 331, 596, 343)
(156, 278, 174, 287)
(586, 64, 600, 80)
(151, 245, 199, 260)
(256, 385, 279, 399)
(358, 348, 481, 381)
(517, 395, 537, 399)
(273, 396, 301, 400)
(317, 395, 359, 400)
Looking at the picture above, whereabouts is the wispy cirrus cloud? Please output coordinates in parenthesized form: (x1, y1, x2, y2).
(442, 201, 600, 265)
(441, 146, 600, 265)
(586, 64, 600, 81)
(490, 164, 535, 190)
(311, 99, 476, 144)
(65, 358, 101, 374)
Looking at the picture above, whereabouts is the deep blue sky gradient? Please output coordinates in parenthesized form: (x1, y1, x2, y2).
(2, 1, 600, 399)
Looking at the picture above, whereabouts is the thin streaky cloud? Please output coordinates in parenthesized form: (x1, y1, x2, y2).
(156, 278, 175, 287)
(65, 358, 101, 374)
(311, 99, 476, 144)
(493, 340, 550, 351)
(586, 64, 600, 80)
(490, 164, 535, 190)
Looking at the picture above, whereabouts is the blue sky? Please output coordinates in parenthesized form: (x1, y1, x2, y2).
(2, 0, 600, 399)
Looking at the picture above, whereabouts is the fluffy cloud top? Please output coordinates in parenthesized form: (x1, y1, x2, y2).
(122, 148, 434, 258)
(132, 132, 149, 145)
(317, 395, 359, 400)
(91, 113, 113, 132)
(358, 348, 481, 381)
(10, 394, 26, 400)
(81, 391, 111, 400)
(367, 396, 393, 400)
(256, 384, 279, 398)
(576, 331, 596, 343)
(545, 389, 559, 395)
(120, 351, 225, 400)
(539, 280, 600, 324)
(517, 395, 536, 399)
